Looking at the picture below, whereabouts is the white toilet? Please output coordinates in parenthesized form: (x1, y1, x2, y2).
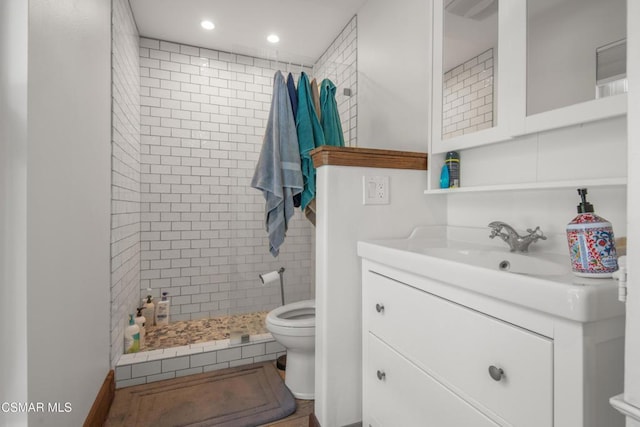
(265, 299, 315, 399)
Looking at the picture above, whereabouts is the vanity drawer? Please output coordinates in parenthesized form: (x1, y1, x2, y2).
(363, 270, 553, 427)
(364, 333, 500, 427)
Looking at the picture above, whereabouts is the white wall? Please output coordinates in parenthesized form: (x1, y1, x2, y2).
(622, 0, 640, 424)
(358, 0, 431, 151)
(315, 165, 446, 427)
(448, 186, 626, 248)
(445, 115, 627, 239)
(0, 0, 28, 425)
(26, 0, 112, 425)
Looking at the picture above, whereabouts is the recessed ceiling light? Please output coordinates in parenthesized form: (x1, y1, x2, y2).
(267, 34, 280, 43)
(201, 20, 215, 30)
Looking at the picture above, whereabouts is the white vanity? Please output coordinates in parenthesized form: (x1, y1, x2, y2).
(358, 227, 625, 427)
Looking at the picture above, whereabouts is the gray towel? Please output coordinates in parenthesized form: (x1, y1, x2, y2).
(251, 71, 303, 257)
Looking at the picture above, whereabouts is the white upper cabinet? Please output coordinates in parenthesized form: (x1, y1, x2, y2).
(430, 0, 627, 154)
(523, 0, 627, 133)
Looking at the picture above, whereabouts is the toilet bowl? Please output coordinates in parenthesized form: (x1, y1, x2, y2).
(265, 299, 315, 399)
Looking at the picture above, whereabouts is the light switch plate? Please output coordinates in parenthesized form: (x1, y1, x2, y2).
(363, 176, 390, 205)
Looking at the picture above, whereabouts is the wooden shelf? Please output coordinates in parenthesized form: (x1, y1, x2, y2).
(311, 146, 427, 170)
(424, 177, 626, 195)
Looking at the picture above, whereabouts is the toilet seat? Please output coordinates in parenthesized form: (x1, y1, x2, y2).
(266, 299, 315, 329)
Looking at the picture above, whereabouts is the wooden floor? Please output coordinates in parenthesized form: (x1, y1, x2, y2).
(260, 363, 314, 427)
(259, 398, 313, 427)
(105, 361, 313, 427)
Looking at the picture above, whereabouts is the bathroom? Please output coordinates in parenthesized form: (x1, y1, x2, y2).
(2, 0, 640, 426)
(109, 3, 362, 404)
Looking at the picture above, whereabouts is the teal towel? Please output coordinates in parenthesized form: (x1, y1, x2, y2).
(251, 71, 303, 257)
(296, 72, 326, 210)
(320, 79, 345, 147)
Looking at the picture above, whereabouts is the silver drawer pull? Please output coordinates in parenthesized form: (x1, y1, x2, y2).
(377, 370, 386, 381)
(375, 303, 384, 313)
(488, 365, 505, 381)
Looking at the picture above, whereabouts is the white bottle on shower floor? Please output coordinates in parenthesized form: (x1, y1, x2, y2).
(155, 292, 170, 326)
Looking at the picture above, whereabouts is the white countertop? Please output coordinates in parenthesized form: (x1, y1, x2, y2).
(357, 226, 624, 322)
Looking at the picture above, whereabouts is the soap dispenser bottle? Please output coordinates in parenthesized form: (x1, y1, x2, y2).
(124, 314, 140, 353)
(135, 307, 146, 348)
(566, 188, 618, 277)
(142, 295, 155, 326)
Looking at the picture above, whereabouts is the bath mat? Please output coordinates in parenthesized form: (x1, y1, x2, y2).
(105, 362, 296, 427)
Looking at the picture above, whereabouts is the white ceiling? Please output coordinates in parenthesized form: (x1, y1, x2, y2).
(130, 0, 367, 66)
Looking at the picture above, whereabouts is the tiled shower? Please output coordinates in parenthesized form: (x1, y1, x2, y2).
(110, 0, 357, 372)
(137, 37, 315, 321)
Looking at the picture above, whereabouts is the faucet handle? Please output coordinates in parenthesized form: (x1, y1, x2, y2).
(488, 221, 503, 239)
(526, 226, 547, 240)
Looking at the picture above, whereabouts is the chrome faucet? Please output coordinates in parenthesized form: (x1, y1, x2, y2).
(488, 221, 547, 252)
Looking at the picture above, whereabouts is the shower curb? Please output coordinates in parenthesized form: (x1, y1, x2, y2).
(114, 334, 284, 388)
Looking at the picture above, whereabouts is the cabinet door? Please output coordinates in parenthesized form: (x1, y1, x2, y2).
(364, 333, 500, 427)
(431, 0, 526, 153)
(364, 270, 553, 427)
(523, 0, 627, 133)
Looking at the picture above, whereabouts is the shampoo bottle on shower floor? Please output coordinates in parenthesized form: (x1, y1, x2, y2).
(155, 292, 170, 326)
(124, 314, 140, 353)
(135, 307, 146, 348)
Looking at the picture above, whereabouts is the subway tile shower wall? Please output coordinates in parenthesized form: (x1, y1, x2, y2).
(313, 15, 358, 147)
(138, 38, 319, 320)
(111, 0, 142, 368)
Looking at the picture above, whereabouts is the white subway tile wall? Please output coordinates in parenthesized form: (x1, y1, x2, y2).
(111, 0, 141, 368)
(110, 7, 357, 367)
(114, 335, 285, 388)
(138, 38, 320, 320)
(313, 15, 358, 147)
(442, 48, 494, 139)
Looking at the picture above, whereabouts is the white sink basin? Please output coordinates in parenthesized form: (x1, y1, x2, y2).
(418, 247, 570, 276)
(357, 228, 623, 322)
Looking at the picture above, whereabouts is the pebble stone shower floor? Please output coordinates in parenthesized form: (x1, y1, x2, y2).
(142, 311, 270, 352)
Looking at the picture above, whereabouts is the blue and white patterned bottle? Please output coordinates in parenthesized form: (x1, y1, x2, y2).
(566, 189, 618, 277)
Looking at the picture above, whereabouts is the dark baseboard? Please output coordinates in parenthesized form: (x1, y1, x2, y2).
(309, 412, 321, 427)
(83, 370, 115, 427)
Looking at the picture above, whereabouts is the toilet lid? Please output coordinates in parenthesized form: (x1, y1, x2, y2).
(267, 299, 315, 328)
